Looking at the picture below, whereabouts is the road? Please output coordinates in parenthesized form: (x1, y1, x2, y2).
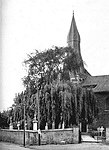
(0, 142, 109, 150)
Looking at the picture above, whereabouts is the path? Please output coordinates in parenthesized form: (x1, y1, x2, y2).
(1, 142, 109, 150)
(81, 134, 97, 142)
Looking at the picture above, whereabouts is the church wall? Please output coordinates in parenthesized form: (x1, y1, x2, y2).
(94, 92, 109, 128)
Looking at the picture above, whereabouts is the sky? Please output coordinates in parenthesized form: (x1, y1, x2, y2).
(1, 0, 109, 111)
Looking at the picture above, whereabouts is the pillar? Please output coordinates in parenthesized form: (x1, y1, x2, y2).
(17, 122, 20, 130)
(86, 124, 89, 132)
(52, 122, 55, 129)
(73, 126, 79, 143)
(106, 128, 109, 143)
(33, 120, 38, 131)
(9, 117, 13, 130)
(9, 123, 13, 130)
(25, 122, 27, 130)
(45, 123, 48, 130)
(79, 123, 81, 132)
(62, 121, 65, 129)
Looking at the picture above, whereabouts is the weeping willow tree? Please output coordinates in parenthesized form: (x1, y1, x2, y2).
(8, 46, 98, 130)
(39, 79, 97, 129)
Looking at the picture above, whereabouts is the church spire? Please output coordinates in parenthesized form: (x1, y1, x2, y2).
(67, 12, 80, 53)
(73, 10, 74, 16)
(67, 12, 85, 78)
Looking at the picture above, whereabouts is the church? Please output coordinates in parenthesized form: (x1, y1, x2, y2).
(67, 12, 109, 130)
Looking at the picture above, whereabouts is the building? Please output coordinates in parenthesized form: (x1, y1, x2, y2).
(67, 12, 109, 130)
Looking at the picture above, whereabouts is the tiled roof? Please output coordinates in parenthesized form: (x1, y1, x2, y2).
(82, 75, 109, 92)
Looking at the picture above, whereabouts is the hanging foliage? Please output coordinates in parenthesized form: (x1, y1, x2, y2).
(5, 46, 98, 130)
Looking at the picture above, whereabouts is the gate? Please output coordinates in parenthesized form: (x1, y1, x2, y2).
(81, 127, 106, 143)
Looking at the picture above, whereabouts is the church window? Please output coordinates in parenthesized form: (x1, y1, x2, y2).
(105, 97, 109, 110)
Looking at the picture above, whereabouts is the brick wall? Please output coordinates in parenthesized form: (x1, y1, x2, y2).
(0, 127, 79, 145)
(95, 93, 109, 127)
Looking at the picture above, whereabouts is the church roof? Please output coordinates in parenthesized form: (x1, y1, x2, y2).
(67, 13, 80, 43)
(82, 75, 109, 92)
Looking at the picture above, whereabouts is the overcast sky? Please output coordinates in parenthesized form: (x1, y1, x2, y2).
(1, 0, 109, 111)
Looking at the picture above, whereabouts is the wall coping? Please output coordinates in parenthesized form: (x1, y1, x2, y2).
(0, 129, 37, 133)
(0, 127, 78, 133)
(42, 128, 73, 132)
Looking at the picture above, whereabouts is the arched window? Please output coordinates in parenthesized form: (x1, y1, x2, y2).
(105, 97, 109, 110)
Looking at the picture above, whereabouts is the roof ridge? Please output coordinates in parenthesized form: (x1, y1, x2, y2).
(92, 75, 109, 77)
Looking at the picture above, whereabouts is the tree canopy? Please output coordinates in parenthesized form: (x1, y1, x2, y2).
(2, 46, 98, 130)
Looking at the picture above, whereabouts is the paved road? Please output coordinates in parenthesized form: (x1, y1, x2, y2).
(0, 142, 109, 150)
(0, 142, 30, 150)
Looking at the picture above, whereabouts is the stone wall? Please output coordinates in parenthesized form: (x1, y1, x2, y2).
(106, 128, 109, 143)
(0, 127, 79, 145)
(41, 127, 79, 144)
(0, 129, 38, 145)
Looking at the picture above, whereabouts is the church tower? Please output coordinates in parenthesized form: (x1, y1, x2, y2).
(67, 12, 86, 82)
(67, 12, 81, 55)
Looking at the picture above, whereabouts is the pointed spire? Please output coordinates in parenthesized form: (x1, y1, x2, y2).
(73, 10, 74, 16)
(67, 12, 80, 48)
(67, 12, 85, 77)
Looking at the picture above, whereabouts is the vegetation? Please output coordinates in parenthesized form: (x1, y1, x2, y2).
(0, 111, 9, 129)
(1, 46, 98, 130)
